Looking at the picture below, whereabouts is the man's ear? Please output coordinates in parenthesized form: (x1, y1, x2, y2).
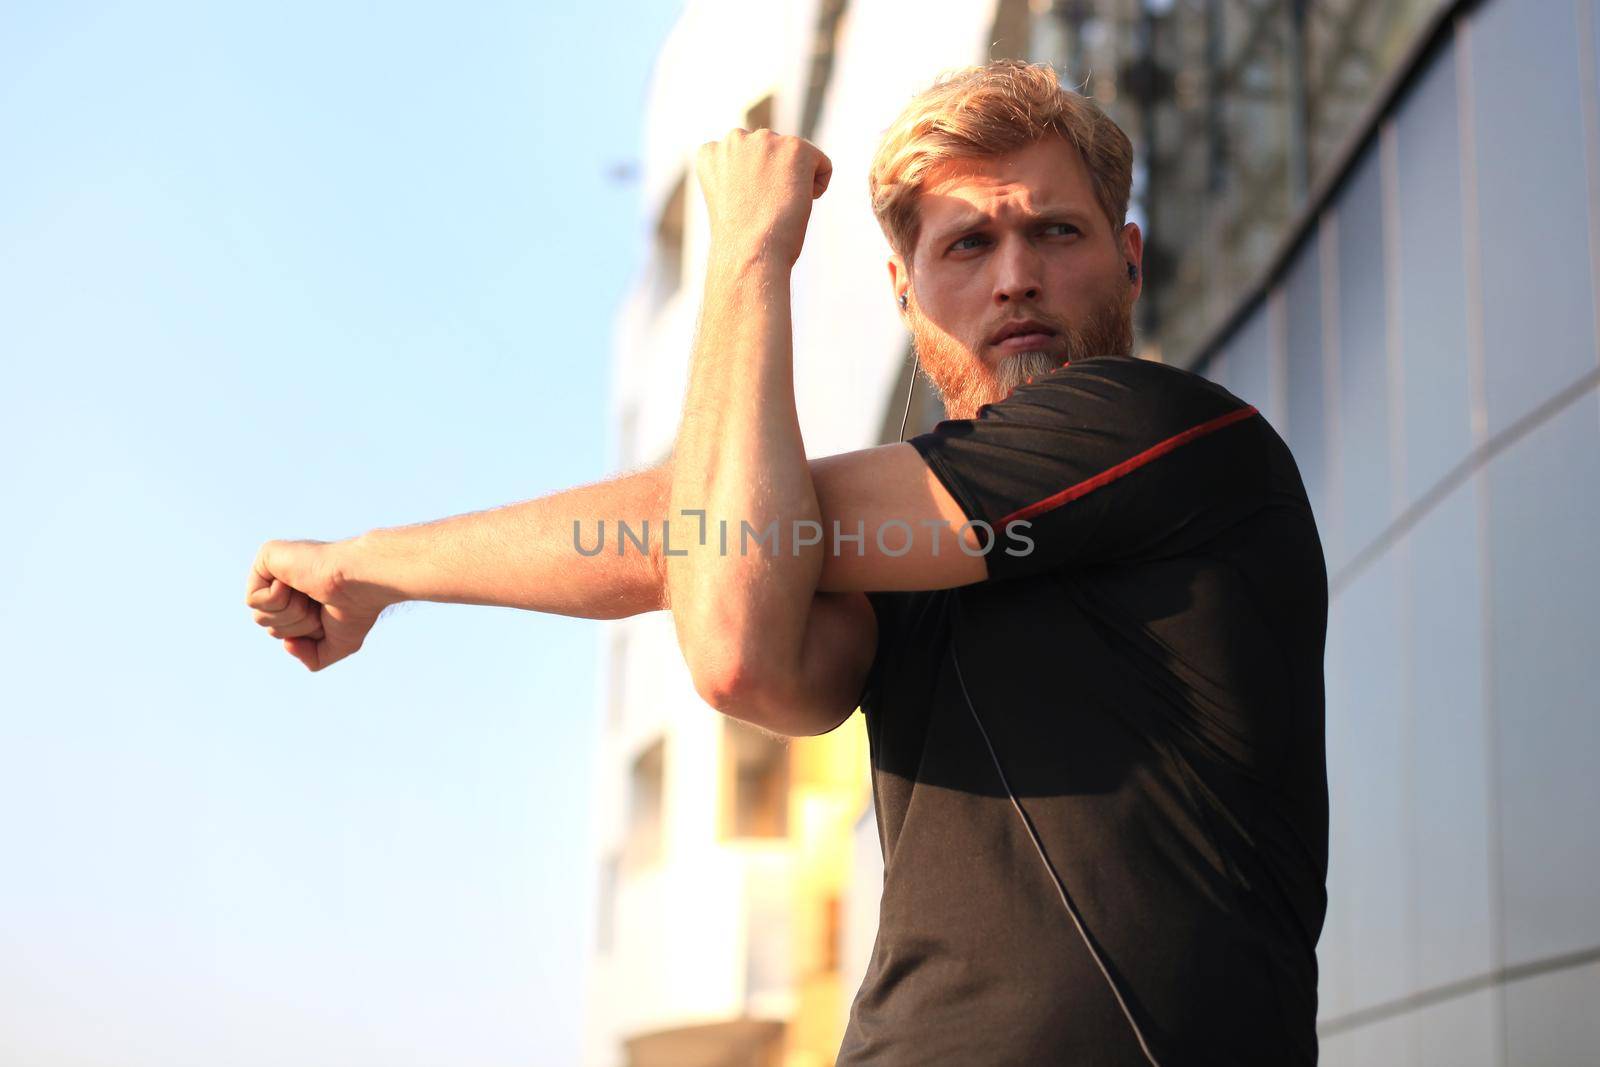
(1118, 222, 1144, 299)
(887, 253, 909, 310)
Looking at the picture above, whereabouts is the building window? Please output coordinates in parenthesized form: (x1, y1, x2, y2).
(722, 718, 789, 839)
(744, 93, 775, 132)
(654, 173, 687, 303)
(617, 403, 639, 470)
(1022, 0, 1449, 366)
(607, 628, 628, 729)
(820, 892, 842, 973)
(624, 737, 665, 869)
(596, 853, 619, 955)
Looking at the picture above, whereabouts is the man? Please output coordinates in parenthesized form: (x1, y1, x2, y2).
(246, 60, 1327, 1065)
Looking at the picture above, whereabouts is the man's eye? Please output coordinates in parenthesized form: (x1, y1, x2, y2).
(1045, 223, 1080, 237)
(951, 235, 985, 251)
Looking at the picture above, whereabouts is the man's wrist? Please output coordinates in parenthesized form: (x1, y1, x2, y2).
(336, 528, 411, 609)
(706, 240, 793, 283)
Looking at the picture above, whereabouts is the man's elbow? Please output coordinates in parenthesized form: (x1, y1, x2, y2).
(692, 659, 773, 721)
(692, 663, 844, 738)
(648, 533, 673, 614)
(691, 663, 746, 717)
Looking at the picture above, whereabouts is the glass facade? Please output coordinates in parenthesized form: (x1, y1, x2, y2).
(1025, 0, 1451, 367)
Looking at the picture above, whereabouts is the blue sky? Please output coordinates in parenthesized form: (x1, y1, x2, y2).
(0, 2, 682, 1063)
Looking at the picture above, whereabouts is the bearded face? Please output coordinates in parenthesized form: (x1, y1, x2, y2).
(887, 136, 1143, 423)
(903, 273, 1135, 421)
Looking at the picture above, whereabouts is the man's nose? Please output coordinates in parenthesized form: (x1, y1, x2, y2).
(991, 235, 1042, 304)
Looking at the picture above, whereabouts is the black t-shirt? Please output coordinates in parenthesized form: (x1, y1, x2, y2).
(836, 355, 1329, 1066)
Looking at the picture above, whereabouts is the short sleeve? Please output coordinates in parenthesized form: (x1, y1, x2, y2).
(906, 357, 1265, 583)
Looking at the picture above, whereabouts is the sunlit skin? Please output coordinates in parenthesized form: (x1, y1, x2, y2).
(245, 128, 1142, 705)
(887, 133, 1145, 420)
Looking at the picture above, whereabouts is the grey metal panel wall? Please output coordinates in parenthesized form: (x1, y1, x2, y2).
(1486, 402, 1600, 967)
(1469, 0, 1597, 438)
(1393, 39, 1473, 508)
(1193, 0, 1600, 1061)
(1282, 237, 1332, 555)
(1223, 307, 1275, 429)
(1329, 556, 1413, 1013)
(1333, 150, 1393, 560)
(1405, 481, 1495, 992)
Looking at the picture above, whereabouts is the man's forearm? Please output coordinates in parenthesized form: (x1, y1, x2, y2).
(345, 460, 674, 620)
(667, 246, 819, 702)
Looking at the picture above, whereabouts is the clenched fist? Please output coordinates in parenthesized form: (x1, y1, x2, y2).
(245, 537, 398, 672)
(695, 128, 832, 268)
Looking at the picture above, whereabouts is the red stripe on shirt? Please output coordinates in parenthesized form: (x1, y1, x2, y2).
(996, 404, 1259, 528)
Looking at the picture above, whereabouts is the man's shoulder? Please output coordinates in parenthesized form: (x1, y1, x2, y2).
(1008, 354, 1255, 439)
(1036, 353, 1234, 399)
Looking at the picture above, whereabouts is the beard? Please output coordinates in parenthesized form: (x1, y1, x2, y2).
(906, 285, 1135, 421)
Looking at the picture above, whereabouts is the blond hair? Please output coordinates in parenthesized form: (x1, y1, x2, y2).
(868, 59, 1134, 265)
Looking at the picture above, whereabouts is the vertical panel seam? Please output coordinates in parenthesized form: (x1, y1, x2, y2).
(1397, 534, 1422, 1028)
(1457, 14, 1489, 448)
(1577, 0, 1600, 384)
(1456, 12, 1506, 1066)
(1381, 112, 1421, 1034)
(1270, 285, 1290, 434)
(1320, 212, 1343, 570)
(1381, 119, 1409, 516)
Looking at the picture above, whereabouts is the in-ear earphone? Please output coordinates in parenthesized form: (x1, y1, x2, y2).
(897, 290, 915, 440)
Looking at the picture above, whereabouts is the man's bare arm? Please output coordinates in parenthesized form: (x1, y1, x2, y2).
(350, 459, 676, 620)
(245, 459, 676, 672)
(665, 132, 847, 734)
(244, 431, 982, 674)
